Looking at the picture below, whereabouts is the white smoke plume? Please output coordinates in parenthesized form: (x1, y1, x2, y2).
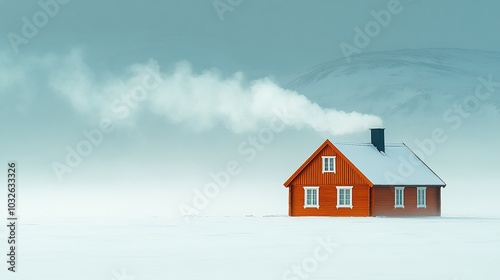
(8, 50, 383, 135)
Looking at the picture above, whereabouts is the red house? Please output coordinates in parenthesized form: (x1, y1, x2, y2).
(283, 128, 446, 217)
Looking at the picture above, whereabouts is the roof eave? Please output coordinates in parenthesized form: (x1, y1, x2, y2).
(401, 142, 447, 188)
(283, 139, 332, 187)
(371, 184, 446, 187)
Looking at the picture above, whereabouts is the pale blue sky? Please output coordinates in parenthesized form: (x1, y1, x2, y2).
(1, 0, 499, 217)
(2, 1, 500, 73)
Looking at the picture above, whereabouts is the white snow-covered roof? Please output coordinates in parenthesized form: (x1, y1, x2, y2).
(334, 142, 445, 186)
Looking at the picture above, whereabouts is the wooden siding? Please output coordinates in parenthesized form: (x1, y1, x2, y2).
(370, 186, 441, 216)
(289, 144, 368, 186)
(289, 184, 371, 216)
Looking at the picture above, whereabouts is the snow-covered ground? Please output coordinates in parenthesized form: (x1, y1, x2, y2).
(1, 216, 499, 279)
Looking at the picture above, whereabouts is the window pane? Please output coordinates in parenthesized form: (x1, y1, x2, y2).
(306, 189, 318, 206)
(395, 189, 402, 206)
(329, 158, 334, 171)
(417, 189, 425, 206)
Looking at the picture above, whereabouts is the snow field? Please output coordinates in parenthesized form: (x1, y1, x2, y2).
(1, 216, 499, 280)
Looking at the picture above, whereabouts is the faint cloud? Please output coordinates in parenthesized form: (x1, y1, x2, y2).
(339, 0, 410, 63)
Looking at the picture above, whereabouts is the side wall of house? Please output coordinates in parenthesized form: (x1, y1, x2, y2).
(370, 186, 441, 216)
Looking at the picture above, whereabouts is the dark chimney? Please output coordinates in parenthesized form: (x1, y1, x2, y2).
(370, 128, 385, 153)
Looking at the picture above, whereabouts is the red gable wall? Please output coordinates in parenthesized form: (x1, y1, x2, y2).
(288, 143, 368, 186)
(286, 141, 372, 216)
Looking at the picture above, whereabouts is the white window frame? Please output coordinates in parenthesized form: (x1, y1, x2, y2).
(417, 187, 427, 208)
(394, 187, 405, 208)
(322, 156, 336, 173)
(336, 186, 353, 209)
(303, 186, 319, 209)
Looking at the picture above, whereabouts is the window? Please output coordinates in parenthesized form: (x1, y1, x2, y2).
(395, 187, 404, 208)
(417, 187, 427, 208)
(303, 187, 319, 208)
(336, 186, 353, 209)
(322, 156, 336, 173)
